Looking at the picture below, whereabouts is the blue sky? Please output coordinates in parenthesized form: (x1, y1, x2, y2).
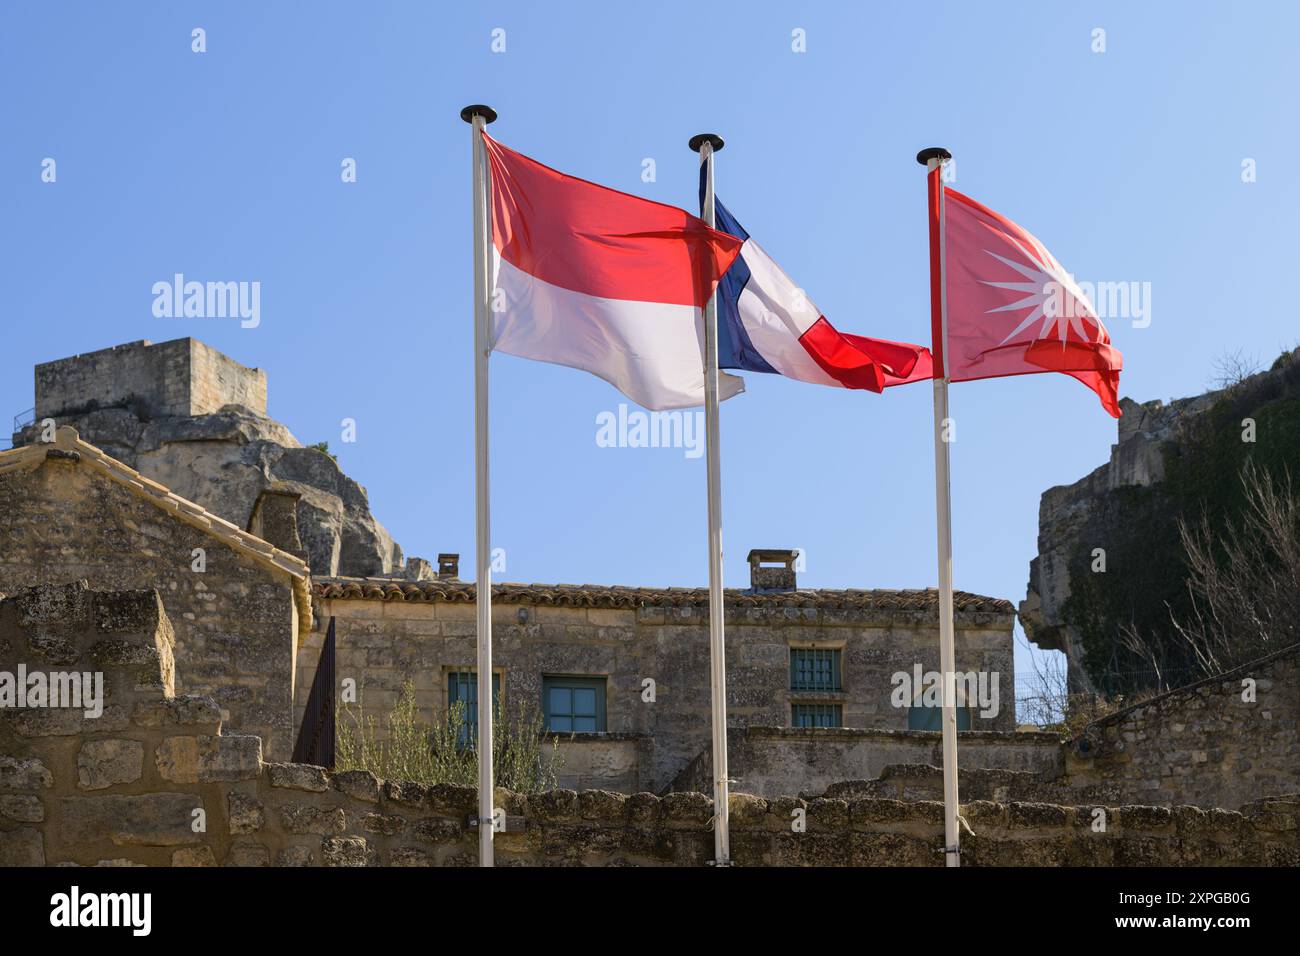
(3, 2, 1297, 687)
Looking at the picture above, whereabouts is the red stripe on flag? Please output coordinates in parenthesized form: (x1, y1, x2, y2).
(797, 317, 936, 392)
(798, 317, 883, 391)
(876, 337, 935, 387)
(483, 134, 742, 308)
(926, 167, 945, 379)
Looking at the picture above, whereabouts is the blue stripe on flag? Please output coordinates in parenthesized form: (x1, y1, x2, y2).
(699, 166, 778, 374)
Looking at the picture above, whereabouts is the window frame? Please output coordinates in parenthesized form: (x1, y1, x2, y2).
(789, 645, 844, 693)
(906, 700, 973, 732)
(541, 674, 608, 734)
(446, 669, 502, 746)
(791, 702, 844, 728)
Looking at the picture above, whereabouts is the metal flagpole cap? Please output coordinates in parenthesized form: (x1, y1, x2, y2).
(689, 133, 725, 153)
(916, 146, 952, 166)
(460, 104, 498, 124)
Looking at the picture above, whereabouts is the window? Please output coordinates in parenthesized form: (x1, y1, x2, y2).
(792, 703, 842, 728)
(542, 675, 606, 733)
(790, 648, 842, 692)
(907, 704, 972, 732)
(448, 671, 500, 745)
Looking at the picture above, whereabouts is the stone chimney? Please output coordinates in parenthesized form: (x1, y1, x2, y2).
(747, 549, 798, 592)
(247, 489, 308, 563)
(437, 553, 460, 580)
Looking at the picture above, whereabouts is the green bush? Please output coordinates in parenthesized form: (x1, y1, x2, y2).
(335, 681, 563, 792)
(307, 441, 337, 461)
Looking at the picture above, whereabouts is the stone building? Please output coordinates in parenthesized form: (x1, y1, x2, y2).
(33, 337, 268, 423)
(307, 553, 1018, 794)
(2, 338, 1294, 825)
(3, 338, 1024, 799)
(5, 581, 1294, 867)
(0, 341, 1296, 870)
(0, 426, 310, 760)
(0, 423, 1020, 798)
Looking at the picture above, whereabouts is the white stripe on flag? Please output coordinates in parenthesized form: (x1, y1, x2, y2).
(735, 241, 838, 387)
(491, 251, 744, 410)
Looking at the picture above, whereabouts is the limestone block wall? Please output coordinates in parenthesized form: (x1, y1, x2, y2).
(186, 339, 268, 416)
(0, 582, 264, 866)
(34, 338, 266, 422)
(2, 582, 1295, 868)
(671, 727, 1065, 798)
(191, 776, 1299, 867)
(0, 456, 299, 759)
(551, 734, 650, 793)
(1064, 644, 1300, 808)
(304, 589, 1016, 794)
(36, 340, 187, 422)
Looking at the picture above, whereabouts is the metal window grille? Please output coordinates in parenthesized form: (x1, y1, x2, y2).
(792, 703, 843, 728)
(790, 648, 842, 691)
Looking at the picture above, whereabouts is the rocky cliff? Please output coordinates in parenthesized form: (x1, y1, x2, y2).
(13, 404, 402, 579)
(1020, 350, 1300, 694)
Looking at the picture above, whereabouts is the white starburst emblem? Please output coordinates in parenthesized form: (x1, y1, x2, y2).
(980, 232, 1108, 347)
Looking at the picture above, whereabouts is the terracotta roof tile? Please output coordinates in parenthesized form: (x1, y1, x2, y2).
(312, 577, 1015, 616)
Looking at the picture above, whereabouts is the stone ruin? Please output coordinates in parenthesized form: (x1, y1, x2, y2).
(13, 338, 403, 579)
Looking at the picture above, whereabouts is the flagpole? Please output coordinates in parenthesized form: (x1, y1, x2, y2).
(918, 145, 962, 868)
(462, 103, 498, 868)
(689, 131, 730, 866)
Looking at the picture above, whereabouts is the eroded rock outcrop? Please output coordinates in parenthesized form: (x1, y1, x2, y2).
(1021, 351, 1300, 693)
(13, 339, 401, 577)
(1018, 396, 1199, 692)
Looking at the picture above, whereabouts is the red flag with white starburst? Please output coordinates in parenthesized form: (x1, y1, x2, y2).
(927, 169, 1123, 416)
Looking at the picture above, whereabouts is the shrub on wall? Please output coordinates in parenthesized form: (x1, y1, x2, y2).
(335, 682, 563, 792)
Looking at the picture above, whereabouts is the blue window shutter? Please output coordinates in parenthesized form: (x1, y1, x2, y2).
(542, 675, 607, 733)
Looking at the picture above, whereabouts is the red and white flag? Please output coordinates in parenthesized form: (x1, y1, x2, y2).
(484, 134, 745, 410)
(928, 169, 1123, 416)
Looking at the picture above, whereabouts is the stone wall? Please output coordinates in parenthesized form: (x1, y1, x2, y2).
(0, 582, 264, 866)
(547, 733, 650, 793)
(2, 581, 1295, 868)
(305, 581, 1016, 795)
(186, 339, 268, 417)
(34, 338, 267, 422)
(1064, 643, 1300, 809)
(671, 727, 1064, 798)
(0, 450, 301, 759)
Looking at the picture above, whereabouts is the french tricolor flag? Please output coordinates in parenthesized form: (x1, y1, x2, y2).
(705, 174, 932, 392)
(484, 134, 746, 410)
